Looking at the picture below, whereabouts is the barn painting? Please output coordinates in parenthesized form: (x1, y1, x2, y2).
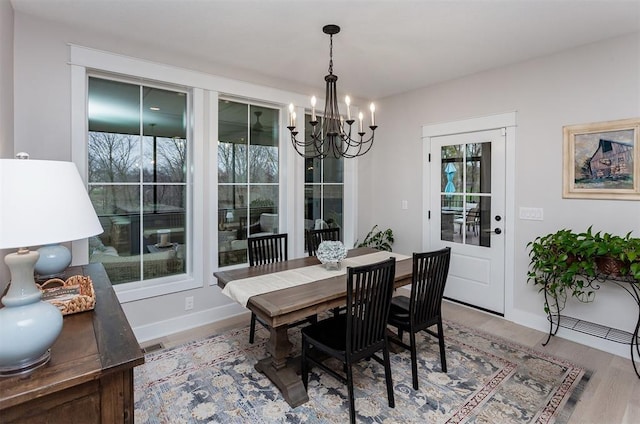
(573, 129, 634, 189)
(583, 138, 633, 187)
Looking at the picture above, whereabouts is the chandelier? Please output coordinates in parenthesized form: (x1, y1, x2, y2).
(287, 24, 377, 159)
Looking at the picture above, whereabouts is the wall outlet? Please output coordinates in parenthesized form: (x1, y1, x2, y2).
(185, 296, 194, 311)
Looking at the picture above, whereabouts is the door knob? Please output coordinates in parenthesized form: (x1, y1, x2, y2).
(493, 228, 502, 235)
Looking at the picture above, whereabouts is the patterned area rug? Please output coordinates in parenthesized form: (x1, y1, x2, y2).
(134, 320, 589, 423)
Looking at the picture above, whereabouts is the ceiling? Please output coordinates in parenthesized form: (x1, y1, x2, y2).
(10, 0, 640, 100)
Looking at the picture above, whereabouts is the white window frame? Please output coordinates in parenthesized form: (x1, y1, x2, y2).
(71, 68, 203, 302)
(215, 96, 284, 269)
(85, 73, 196, 295)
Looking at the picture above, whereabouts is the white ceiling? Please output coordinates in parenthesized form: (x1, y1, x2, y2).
(10, 0, 640, 100)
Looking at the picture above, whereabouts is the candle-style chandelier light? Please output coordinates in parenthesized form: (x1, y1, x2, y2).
(287, 24, 377, 159)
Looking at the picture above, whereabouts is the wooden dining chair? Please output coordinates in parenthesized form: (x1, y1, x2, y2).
(387, 247, 451, 390)
(306, 227, 341, 257)
(247, 233, 316, 343)
(301, 257, 396, 424)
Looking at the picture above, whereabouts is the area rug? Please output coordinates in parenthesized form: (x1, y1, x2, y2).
(134, 320, 589, 423)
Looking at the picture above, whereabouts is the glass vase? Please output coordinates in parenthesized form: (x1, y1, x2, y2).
(324, 261, 341, 271)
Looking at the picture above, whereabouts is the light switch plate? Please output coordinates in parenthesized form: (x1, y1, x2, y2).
(519, 207, 543, 221)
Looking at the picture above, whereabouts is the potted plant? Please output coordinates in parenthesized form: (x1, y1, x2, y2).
(355, 225, 394, 252)
(590, 230, 640, 277)
(527, 229, 595, 314)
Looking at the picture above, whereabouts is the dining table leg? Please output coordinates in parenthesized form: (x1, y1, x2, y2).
(254, 324, 309, 407)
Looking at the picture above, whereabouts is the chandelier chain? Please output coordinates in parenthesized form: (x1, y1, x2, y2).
(328, 34, 333, 75)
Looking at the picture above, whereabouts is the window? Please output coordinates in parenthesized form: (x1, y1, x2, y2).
(440, 142, 489, 247)
(87, 76, 189, 284)
(218, 100, 280, 267)
(303, 113, 344, 250)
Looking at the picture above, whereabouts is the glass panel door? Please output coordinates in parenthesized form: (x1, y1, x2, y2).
(429, 128, 506, 314)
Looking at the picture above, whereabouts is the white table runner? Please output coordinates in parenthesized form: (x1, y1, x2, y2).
(221, 251, 409, 307)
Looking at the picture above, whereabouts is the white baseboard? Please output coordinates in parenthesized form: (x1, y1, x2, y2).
(132, 303, 248, 343)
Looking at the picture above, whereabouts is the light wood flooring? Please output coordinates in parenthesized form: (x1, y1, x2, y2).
(141, 298, 640, 423)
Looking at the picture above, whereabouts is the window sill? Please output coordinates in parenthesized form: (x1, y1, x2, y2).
(113, 274, 202, 303)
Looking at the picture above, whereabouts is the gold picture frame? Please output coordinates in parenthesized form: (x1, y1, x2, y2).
(563, 118, 640, 200)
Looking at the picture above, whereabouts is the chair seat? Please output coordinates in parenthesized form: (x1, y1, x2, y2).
(302, 314, 347, 353)
(389, 296, 410, 321)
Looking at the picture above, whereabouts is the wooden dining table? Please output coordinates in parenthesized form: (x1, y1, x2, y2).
(214, 247, 413, 407)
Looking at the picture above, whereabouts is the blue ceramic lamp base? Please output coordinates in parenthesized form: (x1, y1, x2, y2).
(0, 249, 63, 377)
(34, 243, 72, 278)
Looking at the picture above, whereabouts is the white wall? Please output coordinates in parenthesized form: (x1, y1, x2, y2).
(0, 0, 12, 159)
(371, 32, 640, 355)
(0, 0, 14, 291)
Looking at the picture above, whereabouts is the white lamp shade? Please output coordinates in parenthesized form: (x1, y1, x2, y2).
(0, 159, 103, 249)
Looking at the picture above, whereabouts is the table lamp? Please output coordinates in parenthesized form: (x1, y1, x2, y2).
(0, 154, 103, 376)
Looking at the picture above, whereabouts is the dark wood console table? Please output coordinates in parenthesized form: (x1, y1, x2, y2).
(0, 263, 144, 423)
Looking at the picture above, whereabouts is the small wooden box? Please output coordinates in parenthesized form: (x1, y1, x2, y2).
(38, 275, 96, 315)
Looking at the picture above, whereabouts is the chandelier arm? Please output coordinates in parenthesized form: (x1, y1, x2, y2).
(339, 129, 376, 158)
(290, 133, 325, 158)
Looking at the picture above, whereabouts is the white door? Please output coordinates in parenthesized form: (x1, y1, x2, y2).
(428, 129, 506, 314)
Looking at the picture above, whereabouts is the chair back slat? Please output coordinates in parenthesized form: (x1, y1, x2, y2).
(346, 257, 396, 355)
(248, 233, 288, 266)
(410, 248, 451, 326)
(306, 227, 341, 256)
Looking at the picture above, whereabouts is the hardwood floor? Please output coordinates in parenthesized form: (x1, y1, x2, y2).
(141, 297, 640, 423)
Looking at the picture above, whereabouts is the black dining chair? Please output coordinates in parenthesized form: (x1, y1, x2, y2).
(248, 233, 288, 267)
(387, 247, 451, 390)
(306, 227, 341, 257)
(301, 257, 396, 424)
(247, 233, 316, 343)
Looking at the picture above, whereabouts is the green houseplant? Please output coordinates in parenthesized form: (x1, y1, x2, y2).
(589, 230, 640, 277)
(355, 225, 394, 252)
(527, 229, 595, 314)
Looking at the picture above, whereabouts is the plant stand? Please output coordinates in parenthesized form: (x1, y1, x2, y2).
(543, 272, 640, 378)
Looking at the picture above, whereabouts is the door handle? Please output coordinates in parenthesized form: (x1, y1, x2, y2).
(493, 228, 502, 235)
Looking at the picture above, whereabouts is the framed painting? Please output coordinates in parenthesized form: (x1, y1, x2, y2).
(563, 117, 640, 200)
